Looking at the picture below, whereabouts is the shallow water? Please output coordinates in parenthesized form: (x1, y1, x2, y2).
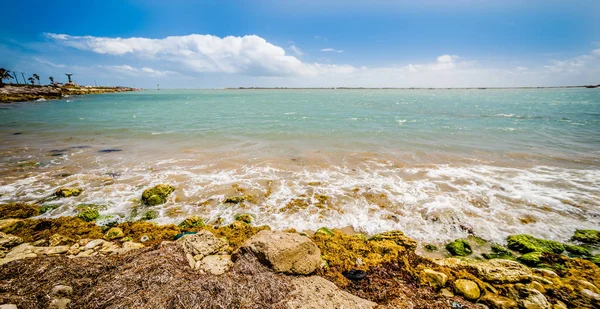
(1, 89, 599, 244)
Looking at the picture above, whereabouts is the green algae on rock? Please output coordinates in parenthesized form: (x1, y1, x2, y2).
(424, 244, 438, 252)
(482, 244, 515, 260)
(223, 194, 252, 204)
(445, 239, 472, 256)
(0, 203, 40, 219)
(76, 207, 100, 222)
(368, 230, 418, 250)
(517, 251, 544, 267)
(572, 229, 600, 245)
(104, 227, 125, 240)
(234, 213, 255, 224)
(178, 216, 205, 229)
(315, 227, 335, 237)
(54, 188, 82, 198)
(39, 204, 61, 215)
(141, 184, 175, 206)
(141, 210, 158, 220)
(506, 234, 564, 254)
(564, 244, 591, 257)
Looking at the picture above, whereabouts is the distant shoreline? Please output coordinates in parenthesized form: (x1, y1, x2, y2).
(225, 85, 600, 90)
(0, 84, 140, 103)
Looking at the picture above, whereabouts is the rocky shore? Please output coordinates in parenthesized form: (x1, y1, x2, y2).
(0, 185, 598, 308)
(0, 85, 138, 103)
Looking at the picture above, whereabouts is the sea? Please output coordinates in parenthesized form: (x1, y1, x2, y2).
(1, 88, 599, 245)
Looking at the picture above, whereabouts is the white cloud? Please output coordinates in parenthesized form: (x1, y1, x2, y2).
(321, 48, 343, 53)
(102, 65, 172, 77)
(288, 45, 304, 57)
(46, 33, 354, 77)
(404, 54, 468, 73)
(34, 57, 66, 68)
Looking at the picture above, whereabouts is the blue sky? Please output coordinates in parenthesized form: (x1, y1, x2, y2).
(1, 0, 599, 88)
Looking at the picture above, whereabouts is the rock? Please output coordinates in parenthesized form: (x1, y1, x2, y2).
(421, 268, 448, 289)
(517, 252, 544, 267)
(0, 202, 40, 219)
(531, 268, 558, 278)
(315, 227, 334, 236)
(51, 285, 73, 297)
(506, 234, 564, 254)
(0, 232, 22, 250)
(582, 289, 600, 301)
(177, 230, 226, 259)
(482, 244, 515, 260)
(553, 301, 567, 309)
(104, 227, 124, 240)
(122, 242, 144, 250)
(140, 235, 150, 243)
(454, 279, 480, 301)
(141, 210, 158, 220)
(517, 287, 550, 309)
(285, 276, 377, 309)
(0, 305, 18, 309)
(84, 239, 105, 250)
(478, 294, 518, 309)
(367, 230, 418, 250)
(141, 184, 175, 206)
(424, 244, 438, 251)
(475, 259, 532, 283)
(67, 244, 80, 255)
(197, 255, 233, 275)
(0, 219, 23, 230)
(99, 242, 120, 254)
(235, 230, 321, 275)
(234, 213, 254, 224)
(49, 298, 71, 309)
(564, 244, 591, 257)
(54, 187, 82, 198)
(178, 217, 204, 228)
(446, 239, 472, 256)
(440, 288, 454, 297)
(49, 234, 74, 246)
(223, 194, 251, 204)
(76, 249, 95, 257)
(572, 229, 600, 245)
(76, 207, 99, 222)
(33, 246, 69, 255)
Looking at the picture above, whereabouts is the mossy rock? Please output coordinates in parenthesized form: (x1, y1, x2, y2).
(141, 210, 158, 220)
(482, 244, 515, 260)
(223, 195, 252, 204)
(353, 234, 367, 241)
(234, 213, 255, 224)
(506, 234, 564, 254)
(54, 188, 82, 198)
(0, 202, 40, 219)
(564, 244, 591, 257)
(424, 244, 438, 252)
(572, 229, 600, 245)
(445, 239, 472, 256)
(39, 204, 60, 214)
(589, 254, 600, 266)
(368, 230, 417, 250)
(141, 184, 175, 206)
(105, 227, 125, 240)
(315, 227, 335, 236)
(178, 216, 205, 229)
(76, 208, 100, 222)
(517, 252, 544, 267)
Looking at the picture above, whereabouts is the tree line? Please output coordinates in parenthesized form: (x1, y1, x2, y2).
(0, 68, 70, 87)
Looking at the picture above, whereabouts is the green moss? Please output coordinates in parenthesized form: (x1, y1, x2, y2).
(141, 184, 175, 206)
(223, 194, 252, 204)
(589, 255, 600, 266)
(572, 229, 600, 245)
(54, 188, 82, 198)
(315, 227, 335, 236)
(234, 213, 255, 224)
(518, 252, 544, 267)
(564, 244, 591, 257)
(0, 202, 40, 219)
(76, 208, 100, 222)
(482, 244, 515, 260)
(506, 234, 564, 254)
(178, 216, 205, 229)
(353, 234, 367, 241)
(467, 235, 487, 245)
(141, 210, 158, 220)
(445, 239, 472, 256)
(424, 244, 438, 252)
(368, 231, 417, 250)
(39, 204, 60, 214)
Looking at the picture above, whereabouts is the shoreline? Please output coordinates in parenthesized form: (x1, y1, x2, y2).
(0, 199, 598, 308)
(0, 84, 139, 103)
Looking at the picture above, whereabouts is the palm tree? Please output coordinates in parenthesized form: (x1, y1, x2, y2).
(12, 71, 20, 84)
(0, 68, 12, 87)
(33, 73, 40, 85)
(28, 77, 35, 85)
(49, 76, 54, 84)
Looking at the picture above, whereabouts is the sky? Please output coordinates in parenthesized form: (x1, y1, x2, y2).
(1, 0, 599, 88)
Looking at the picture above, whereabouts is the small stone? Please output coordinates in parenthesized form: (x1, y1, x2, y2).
(198, 255, 233, 275)
(517, 287, 550, 309)
(421, 268, 448, 289)
(0, 232, 23, 250)
(194, 254, 203, 261)
(122, 242, 144, 250)
(140, 235, 150, 243)
(531, 281, 546, 294)
(104, 227, 124, 240)
(141, 184, 175, 206)
(581, 289, 600, 301)
(553, 301, 567, 309)
(33, 246, 69, 255)
(51, 285, 73, 297)
(49, 298, 71, 309)
(576, 280, 599, 294)
(478, 294, 518, 309)
(186, 253, 195, 269)
(475, 259, 532, 283)
(54, 187, 82, 198)
(67, 244, 80, 255)
(76, 249, 94, 257)
(78, 239, 92, 246)
(454, 279, 480, 301)
(446, 239, 472, 256)
(440, 288, 454, 297)
(0, 305, 18, 309)
(177, 230, 226, 257)
(84, 239, 105, 250)
(49, 234, 74, 246)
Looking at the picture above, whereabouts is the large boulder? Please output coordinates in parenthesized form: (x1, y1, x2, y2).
(475, 259, 532, 283)
(285, 276, 377, 309)
(176, 230, 226, 259)
(454, 279, 480, 301)
(141, 184, 175, 206)
(235, 230, 321, 275)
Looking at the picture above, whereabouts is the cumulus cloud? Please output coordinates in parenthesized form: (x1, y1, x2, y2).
(321, 48, 343, 53)
(404, 54, 468, 73)
(45, 33, 355, 76)
(288, 45, 304, 57)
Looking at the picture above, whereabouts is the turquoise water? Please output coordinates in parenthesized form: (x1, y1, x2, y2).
(0, 89, 599, 244)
